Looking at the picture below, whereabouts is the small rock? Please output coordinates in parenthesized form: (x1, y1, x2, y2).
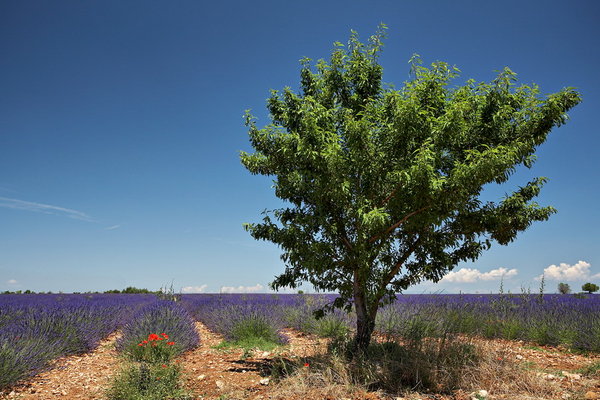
(259, 378, 270, 385)
(215, 380, 225, 390)
(261, 351, 271, 357)
(516, 354, 523, 360)
(541, 373, 557, 380)
(585, 391, 599, 400)
(196, 374, 206, 381)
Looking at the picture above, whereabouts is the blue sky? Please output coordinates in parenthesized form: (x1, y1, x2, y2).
(1, 0, 598, 294)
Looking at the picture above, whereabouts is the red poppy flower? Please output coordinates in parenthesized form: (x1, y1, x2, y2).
(148, 333, 160, 341)
(138, 343, 144, 346)
(162, 364, 167, 368)
(167, 341, 175, 346)
(304, 363, 310, 367)
(161, 333, 169, 339)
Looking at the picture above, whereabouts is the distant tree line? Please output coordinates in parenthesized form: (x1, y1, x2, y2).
(1, 286, 156, 295)
(556, 282, 599, 295)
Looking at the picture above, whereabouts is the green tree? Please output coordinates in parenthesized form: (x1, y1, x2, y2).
(557, 282, 571, 295)
(240, 26, 581, 352)
(582, 282, 599, 294)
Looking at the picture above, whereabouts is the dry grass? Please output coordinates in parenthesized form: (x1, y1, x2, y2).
(464, 341, 564, 400)
(270, 335, 568, 400)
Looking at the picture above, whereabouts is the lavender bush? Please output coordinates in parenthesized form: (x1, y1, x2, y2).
(0, 294, 155, 389)
(182, 294, 289, 346)
(117, 300, 199, 359)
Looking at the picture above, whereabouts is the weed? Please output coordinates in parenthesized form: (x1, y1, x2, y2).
(106, 362, 191, 400)
(575, 361, 600, 376)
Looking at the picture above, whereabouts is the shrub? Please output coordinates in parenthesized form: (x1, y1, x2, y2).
(117, 301, 199, 358)
(106, 362, 191, 400)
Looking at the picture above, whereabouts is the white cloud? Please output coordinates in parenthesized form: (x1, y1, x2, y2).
(105, 224, 121, 230)
(220, 284, 264, 293)
(441, 267, 518, 283)
(7, 279, 17, 285)
(0, 197, 93, 222)
(181, 285, 208, 293)
(537, 260, 595, 281)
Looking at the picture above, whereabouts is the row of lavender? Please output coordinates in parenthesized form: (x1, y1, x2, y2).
(180, 293, 352, 345)
(0, 294, 199, 390)
(376, 294, 600, 351)
(180, 293, 600, 352)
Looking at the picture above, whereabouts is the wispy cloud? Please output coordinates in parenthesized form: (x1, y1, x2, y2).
(105, 224, 121, 230)
(536, 260, 596, 281)
(220, 284, 264, 293)
(0, 197, 94, 222)
(181, 285, 208, 293)
(7, 279, 18, 285)
(441, 267, 518, 283)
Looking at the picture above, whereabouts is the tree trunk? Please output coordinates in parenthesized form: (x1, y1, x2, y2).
(353, 285, 377, 354)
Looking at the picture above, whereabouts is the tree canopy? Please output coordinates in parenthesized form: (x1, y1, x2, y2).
(557, 282, 571, 295)
(240, 26, 581, 350)
(582, 283, 599, 294)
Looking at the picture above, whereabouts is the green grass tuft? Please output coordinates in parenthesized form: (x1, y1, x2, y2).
(106, 362, 191, 400)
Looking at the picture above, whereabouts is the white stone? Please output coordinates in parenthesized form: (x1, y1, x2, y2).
(516, 354, 523, 360)
(470, 390, 489, 400)
(259, 378, 270, 385)
(562, 371, 581, 380)
(216, 380, 225, 390)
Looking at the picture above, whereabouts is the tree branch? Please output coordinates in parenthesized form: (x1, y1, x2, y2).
(379, 186, 399, 208)
(383, 236, 422, 288)
(368, 206, 428, 244)
(369, 235, 422, 314)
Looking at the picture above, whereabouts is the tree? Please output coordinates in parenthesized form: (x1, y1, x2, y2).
(582, 283, 599, 294)
(557, 282, 571, 295)
(240, 26, 581, 353)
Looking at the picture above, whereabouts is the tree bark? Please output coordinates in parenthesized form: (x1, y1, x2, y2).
(352, 273, 377, 354)
(354, 299, 376, 354)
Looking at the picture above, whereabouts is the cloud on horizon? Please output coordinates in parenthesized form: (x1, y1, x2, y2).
(536, 260, 598, 281)
(441, 267, 518, 283)
(7, 279, 18, 285)
(220, 284, 264, 293)
(181, 285, 208, 293)
(0, 197, 94, 222)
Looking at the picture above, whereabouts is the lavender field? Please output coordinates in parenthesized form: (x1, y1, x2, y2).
(180, 292, 600, 351)
(1, 292, 599, 391)
(0, 294, 160, 388)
